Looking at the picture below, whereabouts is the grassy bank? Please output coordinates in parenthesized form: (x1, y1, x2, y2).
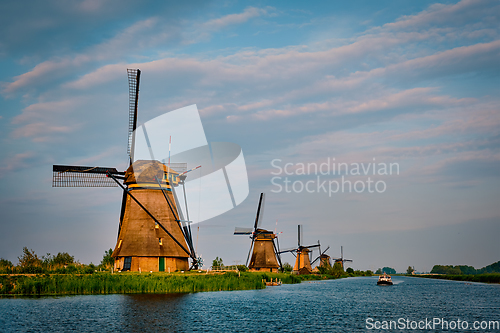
(414, 273, 500, 284)
(0, 271, 336, 296)
(0, 272, 262, 295)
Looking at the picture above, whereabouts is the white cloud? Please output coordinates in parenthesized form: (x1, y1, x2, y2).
(2, 18, 170, 95)
(3, 6, 274, 95)
(0, 151, 37, 174)
(3, 57, 88, 94)
(203, 7, 270, 31)
(381, 0, 499, 31)
(12, 122, 75, 141)
(12, 98, 85, 124)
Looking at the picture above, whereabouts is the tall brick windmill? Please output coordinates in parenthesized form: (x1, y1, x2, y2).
(52, 69, 201, 272)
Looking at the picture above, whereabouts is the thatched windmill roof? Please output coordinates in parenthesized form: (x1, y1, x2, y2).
(124, 160, 178, 185)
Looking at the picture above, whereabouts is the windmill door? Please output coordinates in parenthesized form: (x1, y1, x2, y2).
(159, 257, 165, 272)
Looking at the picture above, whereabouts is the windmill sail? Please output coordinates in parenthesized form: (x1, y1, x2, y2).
(127, 69, 141, 163)
(120, 69, 141, 241)
(234, 227, 253, 235)
(254, 193, 265, 230)
(311, 245, 330, 265)
(52, 165, 124, 187)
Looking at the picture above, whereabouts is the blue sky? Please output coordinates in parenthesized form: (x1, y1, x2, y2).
(0, 0, 499, 272)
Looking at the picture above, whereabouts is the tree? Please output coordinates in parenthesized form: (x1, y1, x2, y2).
(212, 256, 223, 269)
(430, 265, 447, 274)
(331, 262, 344, 278)
(346, 267, 354, 274)
(0, 258, 12, 268)
(381, 267, 396, 274)
(479, 261, 500, 274)
(100, 249, 114, 268)
(376, 268, 382, 274)
(431, 265, 462, 275)
(18, 247, 43, 273)
(0, 258, 13, 273)
(18, 247, 42, 268)
(282, 262, 293, 273)
(406, 266, 415, 275)
(52, 252, 74, 266)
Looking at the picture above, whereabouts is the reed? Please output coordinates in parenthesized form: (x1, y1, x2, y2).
(0, 271, 347, 296)
(0, 272, 267, 295)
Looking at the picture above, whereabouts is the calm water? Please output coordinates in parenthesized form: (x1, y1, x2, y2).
(0, 276, 499, 332)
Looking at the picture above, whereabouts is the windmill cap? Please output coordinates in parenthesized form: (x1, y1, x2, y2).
(124, 160, 179, 185)
(254, 229, 276, 239)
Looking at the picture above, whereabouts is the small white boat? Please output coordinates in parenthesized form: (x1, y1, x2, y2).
(377, 273, 393, 285)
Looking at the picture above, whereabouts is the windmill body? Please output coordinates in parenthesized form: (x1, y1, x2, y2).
(293, 248, 313, 274)
(112, 160, 189, 272)
(319, 254, 331, 268)
(248, 229, 280, 272)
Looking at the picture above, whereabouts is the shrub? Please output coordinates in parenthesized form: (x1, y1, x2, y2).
(236, 265, 248, 272)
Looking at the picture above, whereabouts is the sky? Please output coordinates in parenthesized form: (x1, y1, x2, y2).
(0, 0, 499, 273)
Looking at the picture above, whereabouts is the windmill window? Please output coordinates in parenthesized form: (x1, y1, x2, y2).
(155, 223, 159, 229)
(123, 257, 132, 271)
(118, 240, 122, 248)
(159, 238, 163, 246)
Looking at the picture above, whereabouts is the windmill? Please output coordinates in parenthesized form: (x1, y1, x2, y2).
(279, 225, 320, 274)
(52, 69, 201, 272)
(332, 246, 352, 268)
(311, 244, 331, 268)
(234, 193, 282, 272)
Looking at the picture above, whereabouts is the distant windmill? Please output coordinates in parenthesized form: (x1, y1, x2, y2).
(332, 246, 352, 268)
(234, 193, 282, 272)
(279, 225, 320, 274)
(311, 244, 331, 268)
(52, 69, 201, 272)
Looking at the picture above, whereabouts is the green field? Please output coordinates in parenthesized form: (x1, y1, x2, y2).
(0, 271, 338, 296)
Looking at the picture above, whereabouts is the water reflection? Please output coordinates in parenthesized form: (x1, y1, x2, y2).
(119, 294, 189, 332)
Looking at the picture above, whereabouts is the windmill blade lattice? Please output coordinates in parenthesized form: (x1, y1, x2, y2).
(254, 193, 265, 230)
(127, 69, 141, 162)
(52, 165, 124, 187)
(234, 227, 253, 235)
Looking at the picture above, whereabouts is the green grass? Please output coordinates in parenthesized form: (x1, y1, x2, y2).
(414, 273, 500, 284)
(0, 271, 351, 296)
(0, 272, 279, 296)
(0, 272, 261, 295)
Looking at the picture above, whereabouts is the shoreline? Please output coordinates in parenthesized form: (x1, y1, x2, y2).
(0, 271, 343, 296)
(411, 273, 500, 284)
